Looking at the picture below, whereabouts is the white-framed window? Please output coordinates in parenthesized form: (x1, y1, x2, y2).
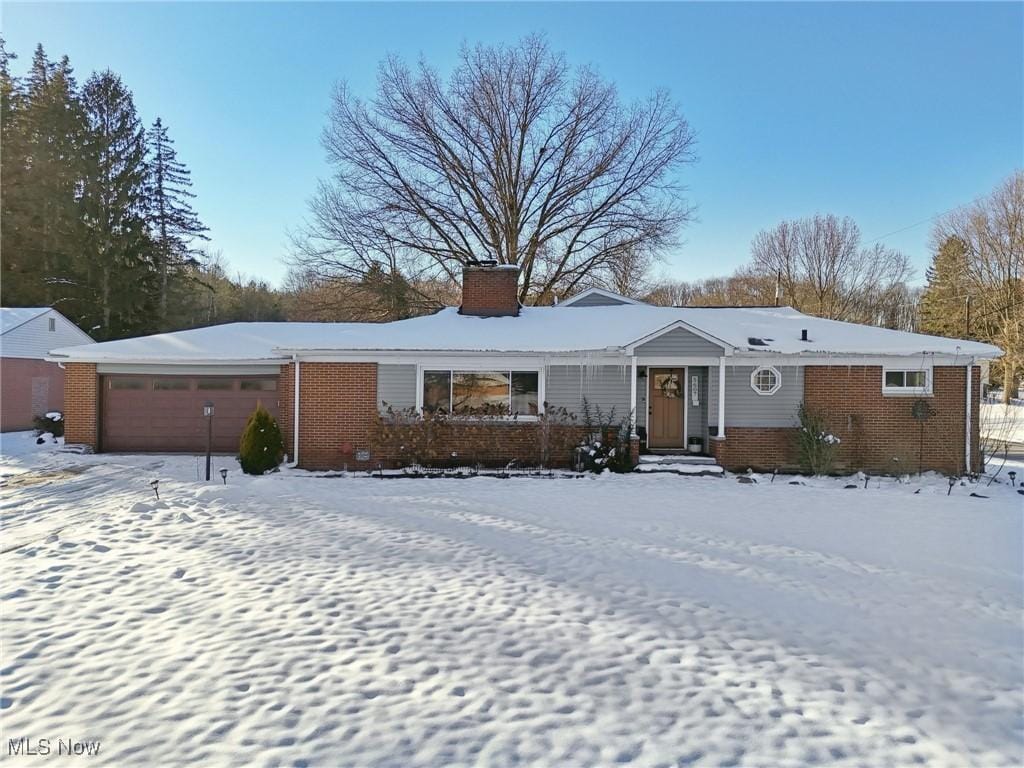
(48, 317, 56, 332)
(882, 366, 932, 396)
(420, 368, 542, 418)
(750, 365, 781, 396)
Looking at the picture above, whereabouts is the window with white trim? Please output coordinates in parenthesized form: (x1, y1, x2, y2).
(422, 370, 540, 417)
(882, 367, 931, 395)
(750, 366, 781, 396)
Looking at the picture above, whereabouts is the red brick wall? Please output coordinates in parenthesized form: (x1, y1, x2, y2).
(803, 365, 980, 475)
(709, 365, 981, 475)
(460, 265, 519, 317)
(371, 420, 593, 469)
(295, 362, 378, 470)
(278, 362, 294, 459)
(1, 358, 66, 431)
(709, 428, 798, 472)
(64, 363, 98, 448)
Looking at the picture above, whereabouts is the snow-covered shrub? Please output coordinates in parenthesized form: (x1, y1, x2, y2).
(796, 404, 841, 475)
(33, 411, 64, 438)
(238, 404, 285, 475)
(576, 399, 635, 474)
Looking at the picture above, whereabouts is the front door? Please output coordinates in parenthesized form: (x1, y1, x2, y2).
(648, 368, 685, 448)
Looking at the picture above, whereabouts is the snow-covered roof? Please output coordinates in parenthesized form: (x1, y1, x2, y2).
(1, 307, 50, 335)
(47, 305, 1002, 363)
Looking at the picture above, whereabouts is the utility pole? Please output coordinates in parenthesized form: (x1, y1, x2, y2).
(774, 271, 781, 307)
(965, 295, 971, 337)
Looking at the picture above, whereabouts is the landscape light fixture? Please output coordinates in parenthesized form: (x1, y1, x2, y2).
(203, 401, 214, 482)
(220, 468, 228, 484)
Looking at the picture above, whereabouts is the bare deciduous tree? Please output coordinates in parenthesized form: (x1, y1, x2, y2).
(932, 171, 1023, 402)
(293, 35, 696, 311)
(749, 214, 913, 322)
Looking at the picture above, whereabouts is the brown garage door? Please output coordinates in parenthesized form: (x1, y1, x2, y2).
(101, 375, 280, 452)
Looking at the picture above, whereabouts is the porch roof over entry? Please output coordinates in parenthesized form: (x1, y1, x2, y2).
(47, 304, 1001, 364)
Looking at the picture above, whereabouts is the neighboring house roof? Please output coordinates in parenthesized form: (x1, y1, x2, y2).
(1, 307, 50, 335)
(559, 288, 643, 307)
(48, 304, 1002, 364)
(1, 307, 95, 360)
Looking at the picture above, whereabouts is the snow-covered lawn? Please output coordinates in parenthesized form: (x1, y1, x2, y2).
(982, 399, 1024, 445)
(1, 433, 1022, 767)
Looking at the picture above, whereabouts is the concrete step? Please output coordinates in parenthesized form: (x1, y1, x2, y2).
(634, 462, 724, 476)
(638, 454, 718, 465)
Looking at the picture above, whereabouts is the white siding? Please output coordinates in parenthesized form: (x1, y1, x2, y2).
(1, 310, 93, 359)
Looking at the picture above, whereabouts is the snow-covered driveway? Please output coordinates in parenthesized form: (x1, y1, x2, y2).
(1, 441, 1022, 767)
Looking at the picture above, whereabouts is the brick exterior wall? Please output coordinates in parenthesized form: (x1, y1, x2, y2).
(295, 362, 379, 470)
(371, 420, 594, 469)
(64, 363, 98, 448)
(709, 365, 981, 475)
(709, 428, 798, 473)
(1, 358, 66, 432)
(278, 362, 294, 459)
(460, 265, 520, 317)
(804, 365, 981, 475)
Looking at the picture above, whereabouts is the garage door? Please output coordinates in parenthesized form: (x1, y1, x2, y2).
(101, 375, 280, 452)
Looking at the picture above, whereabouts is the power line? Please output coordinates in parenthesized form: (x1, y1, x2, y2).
(863, 192, 990, 247)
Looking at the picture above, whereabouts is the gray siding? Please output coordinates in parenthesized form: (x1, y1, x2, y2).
(545, 365, 633, 421)
(378, 364, 417, 413)
(708, 365, 803, 428)
(687, 367, 708, 440)
(566, 293, 633, 307)
(637, 365, 707, 441)
(635, 326, 724, 357)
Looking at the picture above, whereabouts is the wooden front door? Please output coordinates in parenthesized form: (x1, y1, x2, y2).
(648, 368, 685, 448)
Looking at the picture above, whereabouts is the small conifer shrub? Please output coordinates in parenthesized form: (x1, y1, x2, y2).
(238, 404, 285, 475)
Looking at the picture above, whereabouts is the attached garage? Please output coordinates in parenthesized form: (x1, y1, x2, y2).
(100, 374, 279, 452)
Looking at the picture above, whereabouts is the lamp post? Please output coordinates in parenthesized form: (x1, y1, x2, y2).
(203, 401, 214, 481)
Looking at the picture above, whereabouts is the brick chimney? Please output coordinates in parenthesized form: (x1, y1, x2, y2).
(460, 261, 520, 317)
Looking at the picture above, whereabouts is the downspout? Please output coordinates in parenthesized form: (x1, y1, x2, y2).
(291, 355, 301, 467)
(965, 358, 973, 475)
(717, 357, 726, 440)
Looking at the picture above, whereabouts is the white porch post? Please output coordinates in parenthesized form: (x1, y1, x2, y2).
(629, 356, 638, 437)
(965, 360, 972, 474)
(292, 357, 301, 466)
(717, 357, 726, 439)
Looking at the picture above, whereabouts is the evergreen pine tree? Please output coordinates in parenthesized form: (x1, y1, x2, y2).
(238, 404, 285, 475)
(2, 45, 87, 310)
(919, 236, 971, 339)
(145, 117, 207, 325)
(79, 70, 153, 339)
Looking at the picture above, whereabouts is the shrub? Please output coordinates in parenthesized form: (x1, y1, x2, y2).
(576, 399, 635, 474)
(795, 404, 841, 475)
(33, 412, 64, 438)
(238, 404, 285, 475)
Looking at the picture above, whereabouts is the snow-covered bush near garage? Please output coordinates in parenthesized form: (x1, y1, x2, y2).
(32, 411, 63, 438)
(237, 404, 284, 475)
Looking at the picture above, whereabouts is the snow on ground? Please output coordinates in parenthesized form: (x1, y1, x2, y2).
(982, 399, 1024, 445)
(1, 433, 1022, 767)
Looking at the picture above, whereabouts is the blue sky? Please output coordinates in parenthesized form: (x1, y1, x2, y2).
(5, 2, 1022, 287)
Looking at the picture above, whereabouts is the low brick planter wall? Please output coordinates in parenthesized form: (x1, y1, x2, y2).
(370, 419, 596, 470)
